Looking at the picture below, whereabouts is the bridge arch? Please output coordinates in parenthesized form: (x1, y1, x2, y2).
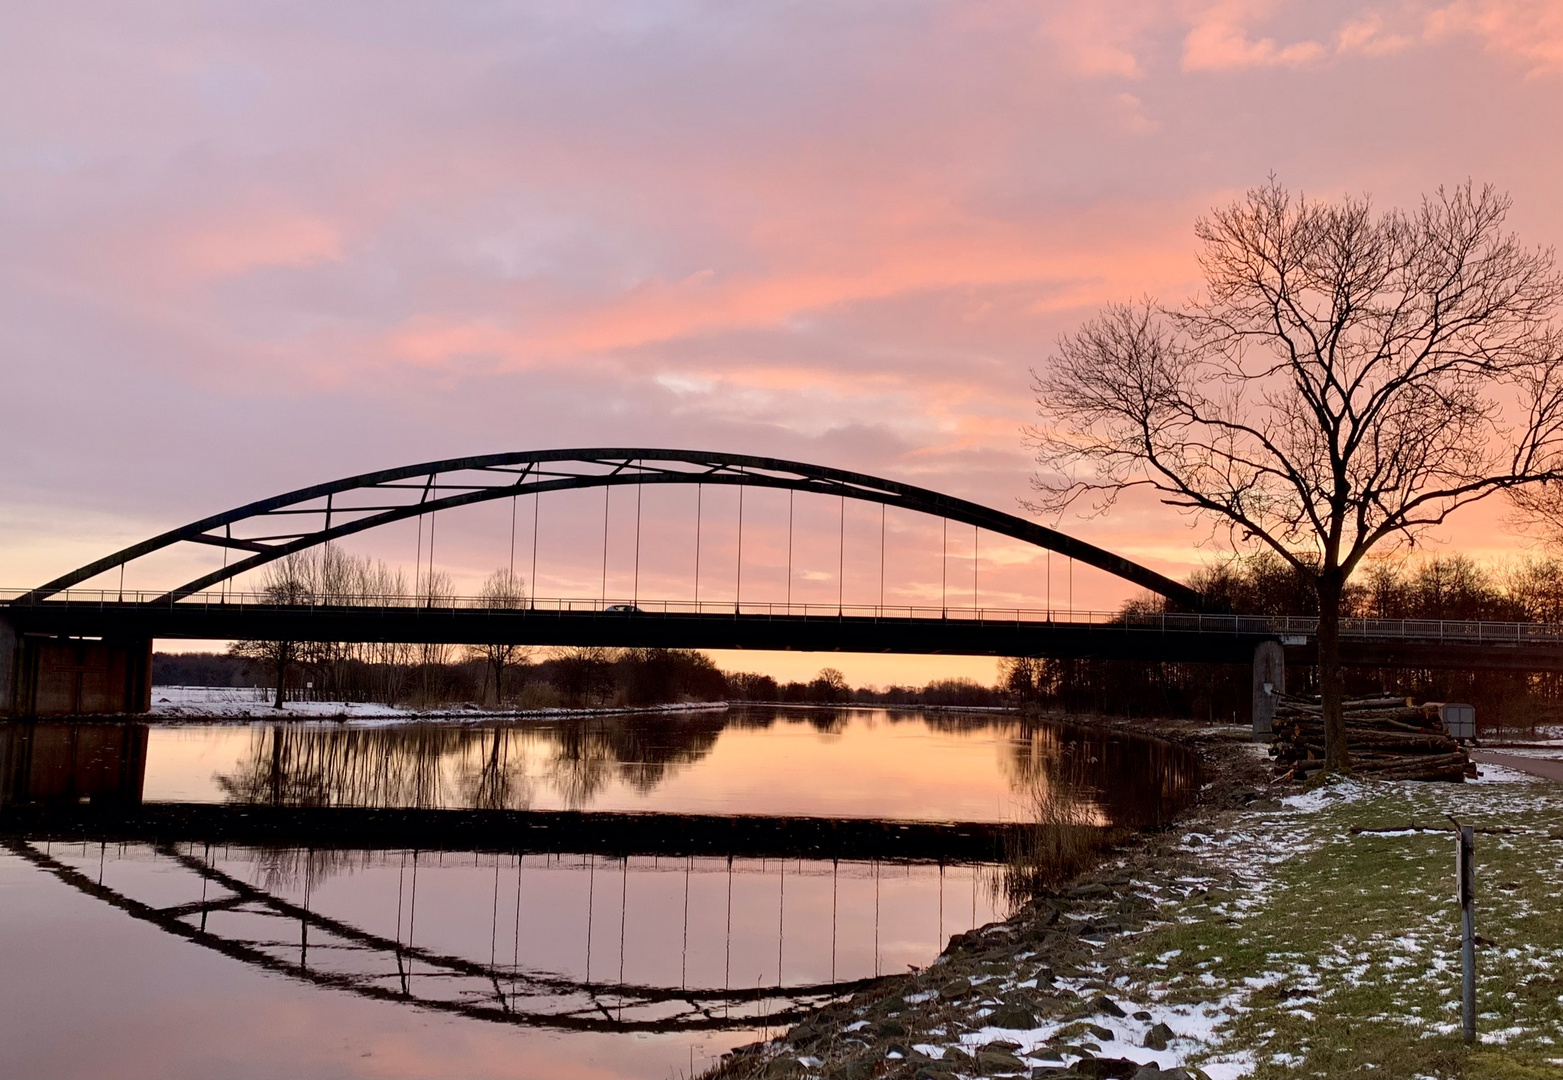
(15, 449, 1204, 610)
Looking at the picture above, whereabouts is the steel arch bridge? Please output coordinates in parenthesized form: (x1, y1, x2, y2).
(14, 447, 1204, 610)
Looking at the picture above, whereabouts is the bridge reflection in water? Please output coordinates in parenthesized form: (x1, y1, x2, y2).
(6, 839, 966, 1033)
(0, 710, 1198, 1050)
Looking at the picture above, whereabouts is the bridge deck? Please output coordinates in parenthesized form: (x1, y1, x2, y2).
(8, 593, 1563, 669)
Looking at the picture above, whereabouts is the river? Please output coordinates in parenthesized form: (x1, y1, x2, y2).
(0, 707, 1198, 1079)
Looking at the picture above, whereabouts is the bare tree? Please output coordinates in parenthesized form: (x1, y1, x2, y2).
(465, 568, 532, 705)
(1029, 180, 1563, 771)
(550, 646, 617, 706)
(228, 551, 313, 709)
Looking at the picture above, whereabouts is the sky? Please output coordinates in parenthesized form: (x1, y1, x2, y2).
(4, 0, 1563, 686)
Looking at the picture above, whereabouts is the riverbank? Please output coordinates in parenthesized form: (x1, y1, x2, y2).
(143, 687, 1023, 724)
(708, 718, 1563, 1080)
(146, 685, 734, 723)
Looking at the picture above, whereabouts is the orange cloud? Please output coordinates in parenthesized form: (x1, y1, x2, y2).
(1427, 0, 1563, 75)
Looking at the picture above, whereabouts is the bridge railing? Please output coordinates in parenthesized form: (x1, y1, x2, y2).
(8, 588, 1563, 644)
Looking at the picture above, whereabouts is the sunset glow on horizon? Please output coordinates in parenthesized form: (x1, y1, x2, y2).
(6, 1, 1563, 684)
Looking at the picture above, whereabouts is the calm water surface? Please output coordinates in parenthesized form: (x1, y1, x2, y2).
(0, 707, 1197, 1079)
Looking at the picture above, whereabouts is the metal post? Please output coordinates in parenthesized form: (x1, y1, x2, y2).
(1455, 820, 1477, 1044)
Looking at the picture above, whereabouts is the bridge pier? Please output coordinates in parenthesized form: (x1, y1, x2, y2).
(0, 616, 16, 718)
(0, 618, 152, 718)
(1251, 639, 1285, 741)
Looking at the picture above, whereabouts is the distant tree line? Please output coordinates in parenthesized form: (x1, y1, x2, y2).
(155, 647, 1008, 710)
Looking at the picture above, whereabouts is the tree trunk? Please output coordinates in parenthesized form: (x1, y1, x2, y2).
(273, 642, 290, 710)
(485, 651, 501, 707)
(1316, 573, 1352, 772)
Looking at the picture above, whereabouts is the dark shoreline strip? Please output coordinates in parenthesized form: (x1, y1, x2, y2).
(0, 803, 1028, 863)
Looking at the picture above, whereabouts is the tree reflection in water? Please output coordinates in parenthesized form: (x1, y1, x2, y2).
(211, 709, 1198, 832)
(996, 718, 1200, 901)
(214, 713, 729, 812)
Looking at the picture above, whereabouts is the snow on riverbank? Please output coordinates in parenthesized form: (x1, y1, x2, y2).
(149, 685, 729, 724)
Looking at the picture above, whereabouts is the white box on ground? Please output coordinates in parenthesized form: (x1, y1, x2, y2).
(1438, 702, 1476, 740)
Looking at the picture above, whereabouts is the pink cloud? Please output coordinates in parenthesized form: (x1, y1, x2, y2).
(1427, 0, 1563, 75)
(1336, 12, 1415, 56)
(178, 213, 342, 276)
(1043, 1, 1164, 78)
(1182, 0, 1328, 71)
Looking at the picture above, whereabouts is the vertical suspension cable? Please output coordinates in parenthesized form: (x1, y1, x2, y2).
(414, 515, 424, 599)
(585, 854, 595, 983)
(396, 849, 407, 949)
(600, 485, 610, 605)
(490, 856, 501, 971)
(512, 854, 523, 996)
(874, 860, 880, 977)
(694, 483, 703, 608)
(1047, 549, 1051, 619)
(633, 467, 642, 605)
(509, 490, 518, 586)
(837, 494, 844, 615)
(941, 518, 948, 617)
(879, 504, 885, 612)
(830, 858, 838, 983)
(735, 478, 744, 613)
(939, 862, 945, 947)
(777, 858, 786, 987)
(618, 856, 628, 1001)
(1069, 556, 1074, 615)
(427, 509, 436, 606)
(681, 856, 691, 989)
(407, 851, 420, 980)
(724, 856, 733, 1000)
(786, 490, 794, 610)
(530, 491, 540, 608)
(973, 527, 979, 613)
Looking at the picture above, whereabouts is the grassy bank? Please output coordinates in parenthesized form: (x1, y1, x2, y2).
(1125, 768, 1563, 1078)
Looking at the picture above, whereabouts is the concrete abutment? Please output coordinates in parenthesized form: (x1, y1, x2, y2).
(0, 616, 152, 718)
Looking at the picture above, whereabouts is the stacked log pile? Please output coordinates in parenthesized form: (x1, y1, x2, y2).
(1271, 694, 1474, 782)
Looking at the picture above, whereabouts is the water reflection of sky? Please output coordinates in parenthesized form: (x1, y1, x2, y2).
(140, 707, 1196, 827)
(0, 708, 1199, 1080)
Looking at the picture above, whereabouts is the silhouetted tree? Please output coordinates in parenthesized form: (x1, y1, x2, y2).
(1031, 180, 1563, 771)
(228, 552, 313, 708)
(810, 667, 850, 703)
(465, 568, 531, 705)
